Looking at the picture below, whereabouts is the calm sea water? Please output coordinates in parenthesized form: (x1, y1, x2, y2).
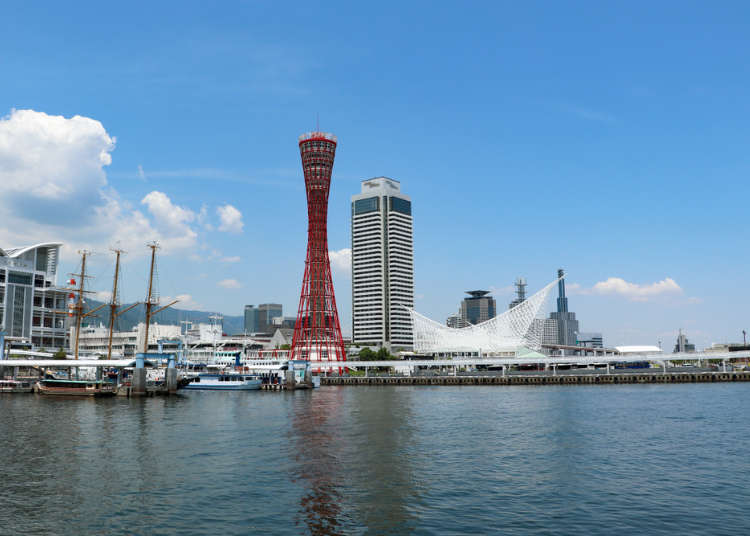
(1, 384, 749, 535)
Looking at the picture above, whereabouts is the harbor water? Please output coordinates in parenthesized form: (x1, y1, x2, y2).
(1, 384, 749, 535)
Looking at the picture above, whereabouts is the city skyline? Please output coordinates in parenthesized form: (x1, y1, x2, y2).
(1, 2, 749, 349)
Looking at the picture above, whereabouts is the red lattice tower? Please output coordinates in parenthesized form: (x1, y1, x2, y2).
(290, 131, 346, 369)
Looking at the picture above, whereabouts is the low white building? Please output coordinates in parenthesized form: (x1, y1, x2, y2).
(76, 322, 181, 357)
(614, 345, 663, 355)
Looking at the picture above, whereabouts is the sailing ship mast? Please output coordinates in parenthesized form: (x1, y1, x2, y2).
(103, 249, 140, 359)
(70, 250, 106, 360)
(142, 243, 178, 353)
(72, 251, 87, 360)
(107, 249, 122, 359)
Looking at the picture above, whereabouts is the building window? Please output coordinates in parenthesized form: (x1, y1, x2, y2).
(354, 197, 379, 215)
(390, 197, 411, 215)
(8, 272, 32, 285)
(36, 248, 49, 272)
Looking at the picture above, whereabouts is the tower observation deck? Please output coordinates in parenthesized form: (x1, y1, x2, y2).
(290, 132, 346, 367)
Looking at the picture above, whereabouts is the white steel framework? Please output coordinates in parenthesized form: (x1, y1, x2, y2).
(408, 278, 559, 353)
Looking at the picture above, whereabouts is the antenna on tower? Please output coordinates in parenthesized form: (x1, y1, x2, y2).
(316, 112, 319, 133)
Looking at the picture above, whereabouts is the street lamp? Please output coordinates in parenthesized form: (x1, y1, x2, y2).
(743, 330, 747, 346)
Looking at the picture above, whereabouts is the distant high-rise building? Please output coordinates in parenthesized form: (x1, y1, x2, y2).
(673, 329, 696, 353)
(244, 305, 259, 333)
(461, 290, 496, 325)
(258, 303, 282, 334)
(446, 313, 470, 329)
(549, 269, 579, 348)
(351, 177, 414, 349)
(509, 277, 527, 309)
(577, 332, 603, 348)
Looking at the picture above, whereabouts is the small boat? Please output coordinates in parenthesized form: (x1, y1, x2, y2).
(0, 379, 34, 393)
(35, 379, 116, 396)
(182, 373, 261, 391)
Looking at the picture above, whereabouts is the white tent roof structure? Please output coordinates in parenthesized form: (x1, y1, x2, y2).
(407, 278, 559, 353)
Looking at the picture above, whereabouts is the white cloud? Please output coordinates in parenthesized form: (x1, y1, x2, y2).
(0, 109, 219, 259)
(489, 284, 514, 296)
(217, 278, 242, 289)
(0, 108, 113, 218)
(140, 191, 198, 251)
(162, 293, 204, 311)
(93, 290, 113, 302)
(142, 191, 195, 231)
(137, 165, 146, 181)
(572, 277, 683, 302)
(221, 256, 241, 263)
(217, 204, 244, 233)
(329, 248, 351, 274)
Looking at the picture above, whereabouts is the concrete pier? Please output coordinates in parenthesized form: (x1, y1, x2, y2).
(322, 371, 750, 387)
(165, 368, 178, 394)
(130, 368, 147, 396)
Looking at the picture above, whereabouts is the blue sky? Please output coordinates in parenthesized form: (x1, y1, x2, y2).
(1, 1, 748, 348)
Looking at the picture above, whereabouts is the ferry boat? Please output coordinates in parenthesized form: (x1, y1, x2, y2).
(35, 379, 116, 396)
(182, 373, 262, 391)
(0, 379, 34, 393)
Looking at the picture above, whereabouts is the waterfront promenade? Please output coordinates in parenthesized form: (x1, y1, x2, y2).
(325, 370, 750, 386)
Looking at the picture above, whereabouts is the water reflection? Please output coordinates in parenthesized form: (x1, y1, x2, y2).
(288, 386, 422, 535)
(290, 389, 346, 535)
(344, 387, 421, 534)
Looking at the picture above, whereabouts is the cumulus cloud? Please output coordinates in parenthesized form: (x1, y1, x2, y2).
(217, 204, 244, 233)
(162, 293, 204, 311)
(217, 278, 242, 289)
(329, 248, 351, 274)
(0, 108, 114, 224)
(221, 256, 241, 263)
(0, 109, 234, 259)
(571, 277, 683, 302)
(140, 191, 198, 251)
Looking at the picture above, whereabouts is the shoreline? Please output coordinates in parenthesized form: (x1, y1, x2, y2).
(323, 371, 750, 386)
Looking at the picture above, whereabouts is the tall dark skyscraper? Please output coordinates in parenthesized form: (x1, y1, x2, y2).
(460, 290, 496, 325)
(244, 305, 259, 333)
(550, 268, 579, 347)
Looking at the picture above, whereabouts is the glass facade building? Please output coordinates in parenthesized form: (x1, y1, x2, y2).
(351, 177, 414, 349)
(460, 290, 496, 325)
(244, 305, 259, 333)
(258, 303, 282, 334)
(0, 243, 70, 349)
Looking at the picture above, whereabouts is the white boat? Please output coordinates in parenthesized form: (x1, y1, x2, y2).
(182, 373, 261, 391)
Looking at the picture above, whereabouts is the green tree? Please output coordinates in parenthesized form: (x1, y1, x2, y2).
(358, 347, 376, 360)
(53, 347, 67, 359)
(376, 347, 390, 360)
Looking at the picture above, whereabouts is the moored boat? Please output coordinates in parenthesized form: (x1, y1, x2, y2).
(0, 379, 34, 393)
(182, 373, 261, 391)
(35, 379, 116, 396)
